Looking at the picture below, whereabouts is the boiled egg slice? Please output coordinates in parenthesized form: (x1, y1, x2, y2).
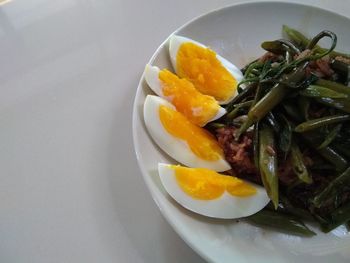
(169, 35, 243, 104)
(158, 163, 270, 219)
(144, 64, 226, 127)
(144, 95, 230, 172)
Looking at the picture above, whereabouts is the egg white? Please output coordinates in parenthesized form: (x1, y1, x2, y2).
(144, 64, 226, 126)
(168, 35, 244, 105)
(144, 95, 231, 172)
(158, 163, 270, 219)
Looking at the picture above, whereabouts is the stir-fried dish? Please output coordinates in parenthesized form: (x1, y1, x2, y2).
(207, 26, 350, 236)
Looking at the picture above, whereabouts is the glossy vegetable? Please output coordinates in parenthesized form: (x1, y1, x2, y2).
(248, 209, 316, 236)
(295, 114, 350, 132)
(259, 126, 279, 209)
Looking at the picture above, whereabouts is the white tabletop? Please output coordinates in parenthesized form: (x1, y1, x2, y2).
(1, 0, 349, 262)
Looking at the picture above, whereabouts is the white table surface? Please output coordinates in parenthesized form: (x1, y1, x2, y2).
(1, 0, 349, 262)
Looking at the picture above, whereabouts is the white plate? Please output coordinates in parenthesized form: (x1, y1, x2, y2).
(132, 2, 350, 262)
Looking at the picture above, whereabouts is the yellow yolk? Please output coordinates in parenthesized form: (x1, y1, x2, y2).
(171, 165, 256, 200)
(159, 105, 223, 161)
(159, 69, 219, 127)
(176, 42, 237, 102)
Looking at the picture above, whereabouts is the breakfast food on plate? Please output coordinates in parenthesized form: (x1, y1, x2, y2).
(169, 35, 243, 104)
(158, 163, 269, 219)
(144, 64, 226, 127)
(143, 26, 350, 236)
(143, 95, 230, 172)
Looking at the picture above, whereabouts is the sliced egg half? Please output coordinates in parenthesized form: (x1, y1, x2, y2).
(144, 64, 226, 127)
(169, 35, 244, 104)
(144, 95, 230, 172)
(158, 163, 270, 219)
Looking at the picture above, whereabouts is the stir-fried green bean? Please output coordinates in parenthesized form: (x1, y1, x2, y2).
(259, 125, 279, 209)
(290, 141, 312, 184)
(283, 25, 350, 59)
(300, 85, 348, 99)
(211, 27, 350, 235)
(312, 167, 350, 208)
(321, 202, 350, 233)
(248, 209, 316, 236)
(295, 114, 350, 132)
(317, 124, 342, 149)
(226, 100, 253, 120)
(236, 64, 307, 138)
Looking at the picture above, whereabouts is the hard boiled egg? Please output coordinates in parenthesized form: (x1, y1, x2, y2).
(158, 163, 270, 219)
(169, 35, 243, 104)
(144, 95, 230, 172)
(144, 64, 226, 127)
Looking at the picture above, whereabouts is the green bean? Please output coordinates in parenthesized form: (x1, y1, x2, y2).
(253, 121, 260, 170)
(295, 114, 350, 132)
(316, 79, 350, 96)
(206, 122, 226, 129)
(297, 97, 310, 121)
(316, 97, 350, 113)
(283, 101, 303, 121)
(321, 202, 350, 233)
(290, 141, 312, 184)
(282, 25, 311, 49)
(236, 63, 307, 138)
(305, 31, 337, 60)
(333, 143, 350, 159)
(226, 100, 253, 120)
(261, 39, 301, 55)
(312, 167, 350, 208)
(259, 125, 279, 209)
(244, 61, 264, 78)
(266, 112, 280, 133)
(283, 25, 350, 59)
(225, 83, 257, 111)
(300, 85, 348, 99)
(317, 124, 342, 149)
(278, 114, 292, 160)
(318, 146, 348, 172)
(302, 134, 348, 172)
(248, 209, 316, 236)
(279, 195, 314, 221)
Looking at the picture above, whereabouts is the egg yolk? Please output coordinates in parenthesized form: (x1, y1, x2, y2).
(159, 105, 223, 161)
(171, 165, 256, 200)
(159, 69, 220, 127)
(176, 42, 237, 102)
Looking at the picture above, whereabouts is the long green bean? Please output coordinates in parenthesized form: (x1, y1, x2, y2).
(295, 114, 350, 132)
(248, 209, 316, 236)
(312, 167, 350, 208)
(321, 202, 350, 233)
(290, 142, 312, 184)
(259, 125, 279, 208)
(283, 25, 350, 59)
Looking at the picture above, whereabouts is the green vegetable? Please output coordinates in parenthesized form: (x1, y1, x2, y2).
(248, 209, 316, 237)
(317, 124, 342, 149)
(261, 39, 301, 55)
(321, 202, 350, 233)
(259, 125, 279, 209)
(283, 25, 350, 59)
(316, 79, 350, 96)
(312, 167, 350, 208)
(300, 85, 348, 99)
(226, 100, 253, 120)
(297, 96, 310, 120)
(295, 114, 350, 132)
(236, 63, 308, 138)
(278, 114, 293, 159)
(290, 141, 312, 184)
